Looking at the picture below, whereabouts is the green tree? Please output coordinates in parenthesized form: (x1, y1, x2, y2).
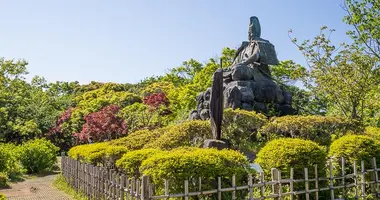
(289, 27, 380, 121)
(343, 0, 380, 59)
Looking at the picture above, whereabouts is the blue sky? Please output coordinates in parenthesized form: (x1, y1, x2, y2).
(0, 0, 352, 84)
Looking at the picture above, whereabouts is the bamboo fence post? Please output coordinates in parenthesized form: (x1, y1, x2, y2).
(314, 165, 319, 199)
(329, 161, 335, 200)
(305, 168, 309, 200)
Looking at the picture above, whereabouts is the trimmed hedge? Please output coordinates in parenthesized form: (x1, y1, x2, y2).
(140, 147, 249, 197)
(328, 135, 380, 168)
(116, 149, 163, 177)
(68, 142, 128, 167)
(222, 108, 267, 148)
(0, 192, 5, 200)
(255, 138, 327, 178)
(19, 138, 59, 173)
(259, 115, 361, 146)
(109, 128, 167, 150)
(143, 120, 212, 150)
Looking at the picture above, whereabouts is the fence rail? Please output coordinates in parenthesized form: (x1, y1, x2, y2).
(61, 155, 380, 200)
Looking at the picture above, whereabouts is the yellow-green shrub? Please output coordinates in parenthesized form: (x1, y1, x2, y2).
(222, 108, 267, 148)
(68, 142, 128, 166)
(328, 135, 380, 169)
(116, 149, 163, 177)
(140, 147, 249, 197)
(0, 143, 24, 178)
(364, 126, 380, 140)
(259, 115, 361, 146)
(143, 120, 212, 150)
(109, 128, 168, 150)
(255, 138, 327, 178)
(19, 138, 59, 173)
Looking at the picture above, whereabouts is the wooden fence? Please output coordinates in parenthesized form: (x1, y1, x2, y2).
(61, 155, 380, 200)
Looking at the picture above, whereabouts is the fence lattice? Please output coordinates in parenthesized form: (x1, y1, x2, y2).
(61, 155, 380, 200)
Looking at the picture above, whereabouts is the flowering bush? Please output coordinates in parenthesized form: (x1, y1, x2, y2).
(73, 105, 127, 143)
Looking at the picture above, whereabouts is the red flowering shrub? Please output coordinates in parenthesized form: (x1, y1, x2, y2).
(46, 108, 74, 151)
(143, 92, 169, 109)
(73, 105, 127, 143)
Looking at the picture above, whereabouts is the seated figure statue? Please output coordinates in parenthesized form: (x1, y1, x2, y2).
(189, 16, 294, 120)
(228, 16, 285, 106)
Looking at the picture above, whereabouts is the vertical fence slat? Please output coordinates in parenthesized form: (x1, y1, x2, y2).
(217, 177, 221, 200)
(271, 168, 279, 200)
(329, 161, 335, 200)
(260, 172, 265, 199)
(248, 174, 253, 200)
(361, 160, 366, 198)
(277, 170, 282, 199)
(342, 157, 346, 198)
(305, 168, 309, 200)
(353, 161, 359, 199)
(232, 175, 236, 200)
(184, 180, 189, 200)
(164, 179, 169, 199)
(314, 165, 319, 200)
(372, 157, 379, 197)
(290, 168, 294, 200)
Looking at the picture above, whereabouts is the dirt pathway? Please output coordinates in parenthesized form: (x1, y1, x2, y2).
(0, 174, 72, 200)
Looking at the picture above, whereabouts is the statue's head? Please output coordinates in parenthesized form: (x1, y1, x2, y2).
(248, 16, 261, 40)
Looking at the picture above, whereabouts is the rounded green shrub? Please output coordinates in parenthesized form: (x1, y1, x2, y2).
(141, 147, 249, 196)
(19, 138, 59, 173)
(68, 142, 127, 167)
(109, 128, 166, 150)
(259, 115, 361, 146)
(255, 138, 327, 178)
(328, 135, 380, 168)
(222, 108, 267, 148)
(0, 143, 24, 177)
(116, 149, 163, 177)
(143, 120, 212, 150)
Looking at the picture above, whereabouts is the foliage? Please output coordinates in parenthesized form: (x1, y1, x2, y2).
(120, 103, 171, 133)
(328, 135, 380, 168)
(289, 27, 380, 122)
(255, 138, 327, 178)
(116, 149, 163, 177)
(343, 0, 380, 59)
(143, 120, 212, 150)
(46, 108, 75, 151)
(73, 105, 127, 143)
(68, 142, 127, 166)
(140, 147, 249, 197)
(0, 172, 8, 187)
(0, 143, 24, 178)
(143, 92, 169, 109)
(19, 138, 59, 173)
(222, 108, 267, 149)
(364, 126, 380, 140)
(259, 115, 361, 146)
(0, 192, 5, 199)
(109, 128, 167, 150)
(53, 175, 87, 200)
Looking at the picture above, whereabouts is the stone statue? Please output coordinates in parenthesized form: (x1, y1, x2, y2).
(189, 16, 294, 121)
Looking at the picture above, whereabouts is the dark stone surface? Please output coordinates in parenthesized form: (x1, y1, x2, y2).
(242, 103, 254, 111)
(202, 139, 229, 150)
(223, 85, 242, 109)
(240, 86, 255, 103)
(210, 68, 224, 140)
(200, 109, 210, 120)
(189, 110, 201, 120)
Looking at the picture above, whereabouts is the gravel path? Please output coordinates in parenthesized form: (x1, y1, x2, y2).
(0, 174, 72, 200)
